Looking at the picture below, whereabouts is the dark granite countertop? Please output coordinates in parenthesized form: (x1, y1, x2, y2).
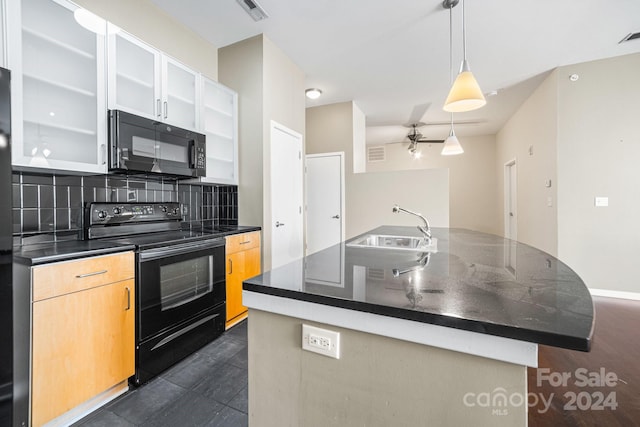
(14, 240, 136, 266)
(15, 226, 261, 266)
(244, 226, 594, 352)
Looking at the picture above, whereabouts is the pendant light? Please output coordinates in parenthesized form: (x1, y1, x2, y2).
(442, 0, 464, 155)
(443, 0, 486, 113)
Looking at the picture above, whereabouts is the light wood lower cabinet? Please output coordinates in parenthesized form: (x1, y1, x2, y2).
(30, 252, 135, 426)
(226, 231, 261, 328)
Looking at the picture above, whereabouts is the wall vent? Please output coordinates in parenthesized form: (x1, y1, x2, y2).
(236, 0, 269, 21)
(367, 145, 386, 163)
(619, 32, 640, 43)
(367, 268, 385, 281)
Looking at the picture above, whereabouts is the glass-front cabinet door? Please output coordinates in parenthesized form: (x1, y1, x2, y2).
(107, 25, 161, 121)
(108, 27, 199, 131)
(162, 56, 199, 131)
(200, 77, 238, 184)
(0, 0, 6, 68)
(9, 0, 107, 173)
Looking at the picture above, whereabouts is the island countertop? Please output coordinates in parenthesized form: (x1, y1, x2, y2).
(244, 226, 594, 353)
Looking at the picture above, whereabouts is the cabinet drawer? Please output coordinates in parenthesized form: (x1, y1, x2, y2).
(226, 231, 260, 254)
(32, 252, 135, 302)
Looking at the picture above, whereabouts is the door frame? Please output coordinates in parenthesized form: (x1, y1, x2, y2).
(305, 151, 346, 254)
(504, 158, 517, 240)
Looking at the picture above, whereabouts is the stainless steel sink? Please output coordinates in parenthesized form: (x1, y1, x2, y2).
(346, 234, 437, 252)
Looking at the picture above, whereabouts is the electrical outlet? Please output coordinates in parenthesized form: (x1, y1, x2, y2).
(302, 324, 340, 359)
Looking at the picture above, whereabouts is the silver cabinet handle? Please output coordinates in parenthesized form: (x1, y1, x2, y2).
(332, 215, 340, 219)
(125, 286, 131, 311)
(228, 258, 233, 274)
(163, 101, 168, 119)
(100, 144, 106, 165)
(75, 270, 107, 279)
(239, 241, 251, 245)
(276, 221, 285, 227)
(156, 99, 161, 118)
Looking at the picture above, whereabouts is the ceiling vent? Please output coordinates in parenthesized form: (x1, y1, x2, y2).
(236, 0, 269, 21)
(367, 145, 386, 163)
(619, 32, 640, 44)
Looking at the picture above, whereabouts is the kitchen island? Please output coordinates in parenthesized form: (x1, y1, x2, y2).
(242, 226, 594, 426)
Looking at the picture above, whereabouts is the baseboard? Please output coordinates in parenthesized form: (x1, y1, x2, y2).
(589, 288, 640, 301)
(43, 380, 129, 427)
(226, 311, 248, 330)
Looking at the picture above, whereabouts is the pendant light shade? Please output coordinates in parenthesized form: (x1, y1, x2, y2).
(443, 0, 485, 113)
(443, 61, 486, 112)
(441, 129, 464, 156)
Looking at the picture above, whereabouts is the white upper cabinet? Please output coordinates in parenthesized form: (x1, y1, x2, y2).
(200, 77, 238, 185)
(0, 0, 6, 67)
(107, 27, 160, 120)
(8, 0, 107, 173)
(108, 26, 199, 131)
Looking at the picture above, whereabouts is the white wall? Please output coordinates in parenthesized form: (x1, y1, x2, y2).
(556, 53, 640, 293)
(74, 0, 218, 80)
(496, 53, 640, 293)
(496, 71, 558, 256)
(219, 34, 305, 270)
(367, 135, 498, 235)
(306, 102, 449, 239)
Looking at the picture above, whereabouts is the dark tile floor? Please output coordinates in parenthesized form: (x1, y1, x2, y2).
(73, 321, 248, 427)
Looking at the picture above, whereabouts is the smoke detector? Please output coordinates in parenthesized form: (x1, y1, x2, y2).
(236, 0, 269, 21)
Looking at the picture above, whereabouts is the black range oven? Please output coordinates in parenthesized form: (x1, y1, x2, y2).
(86, 202, 225, 385)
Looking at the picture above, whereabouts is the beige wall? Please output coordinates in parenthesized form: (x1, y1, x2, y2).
(219, 35, 305, 270)
(496, 71, 559, 256)
(74, 0, 218, 80)
(306, 102, 449, 239)
(496, 53, 640, 293)
(248, 309, 527, 427)
(556, 53, 640, 292)
(219, 36, 264, 229)
(367, 135, 499, 235)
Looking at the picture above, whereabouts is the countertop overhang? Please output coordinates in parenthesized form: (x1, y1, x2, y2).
(243, 226, 595, 357)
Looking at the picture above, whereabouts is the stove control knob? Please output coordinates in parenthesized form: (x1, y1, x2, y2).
(113, 207, 121, 215)
(161, 206, 168, 213)
(97, 210, 107, 219)
(173, 208, 180, 215)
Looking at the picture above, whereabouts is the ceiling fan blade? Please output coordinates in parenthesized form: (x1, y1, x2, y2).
(423, 119, 486, 126)
(417, 139, 445, 143)
(405, 103, 431, 126)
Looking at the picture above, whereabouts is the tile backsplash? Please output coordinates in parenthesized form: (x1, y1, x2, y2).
(12, 172, 238, 245)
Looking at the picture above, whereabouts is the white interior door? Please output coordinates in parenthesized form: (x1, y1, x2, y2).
(305, 153, 345, 286)
(270, 121, 304, 269)
(505, 160, 517, 241)
(306, 153, 344, 254)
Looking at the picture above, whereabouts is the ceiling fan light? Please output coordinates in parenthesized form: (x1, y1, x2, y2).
(443, 68, 486, 113)
(441, 133, 464, 156)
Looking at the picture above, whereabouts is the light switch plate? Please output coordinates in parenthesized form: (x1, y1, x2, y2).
(302, 324, 340, 359)
(594, 197, 609, 207)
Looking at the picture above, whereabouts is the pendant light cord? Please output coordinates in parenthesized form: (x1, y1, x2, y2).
(462, 0, 467, 62)
(449, 1, 455, 131)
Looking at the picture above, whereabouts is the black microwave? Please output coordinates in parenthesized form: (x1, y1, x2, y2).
(108, 110, 206, 178)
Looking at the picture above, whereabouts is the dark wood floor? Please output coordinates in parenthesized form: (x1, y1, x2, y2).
(528, 296, 640, 427)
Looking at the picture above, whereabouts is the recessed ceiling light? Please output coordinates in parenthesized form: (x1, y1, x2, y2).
(305, 88, 322, 100)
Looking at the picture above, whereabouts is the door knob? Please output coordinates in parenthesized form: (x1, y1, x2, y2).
(276, 221, 285, 227)
(332, 215, 340, 219)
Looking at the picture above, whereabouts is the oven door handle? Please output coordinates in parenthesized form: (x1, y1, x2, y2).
(139, 238, 224, 261)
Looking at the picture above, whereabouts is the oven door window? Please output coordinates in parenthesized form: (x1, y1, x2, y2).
(160, 255, 212, 310)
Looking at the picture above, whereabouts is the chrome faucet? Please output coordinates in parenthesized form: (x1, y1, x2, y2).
(392, 204, 432, 244)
